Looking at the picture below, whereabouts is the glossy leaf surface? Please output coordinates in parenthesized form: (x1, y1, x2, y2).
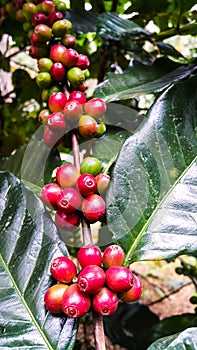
(147, 327, 197, 350)
(106, 76, 197, 262)
(94, 58, 197, 102)
(0, 171, 77, 349)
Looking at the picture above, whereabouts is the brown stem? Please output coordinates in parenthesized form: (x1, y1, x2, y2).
(93, 310, 106, 350)
(71, 129, 106, 350)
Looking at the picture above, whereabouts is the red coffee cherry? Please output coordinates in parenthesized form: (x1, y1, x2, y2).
(41, 0, 55, 14)
(30, 32, 43, 46)
(56, 163, 80, 187)
(63, 100, 83, 121)
(120, 274, 143, 303)
(48, 92, 68, 113)
(103, 245, 125, 268)
(40, 182, 62, 209)
(57, 187, 82, 212)
(76, 54, 90, 70)
(47, 112, 66, 131)
(82, 194, 106, 223)
(55, 209, 81, 230)
(43, 125, 63, 148)
(61, 48, 79, 67)
(95, 173, 110, 195)
(50, 62, 66, 81)
(47, 11, 63, 26)
(76, 173, 97, 197)
(29, 45, 48, 59)
(62, 284, 91, 318)
(92, 287, 118, 316)
(32, 12, 47, 27)
(49, 44, 67, 62)
(105, 266, 133, 293)
(77, 114, 98, 139)
(78, 265, 105, 294)
(44, 283, 68, 314)
(34, 24, 52, 43)
(50, 256, 77, 283)
(84, 98, 107, 119)
(62, 34, 77, 48)
(69, 91, 86, 104)
(77, 245, 103, 268)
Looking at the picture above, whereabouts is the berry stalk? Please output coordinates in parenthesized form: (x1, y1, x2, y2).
(71, 128, 106, 350)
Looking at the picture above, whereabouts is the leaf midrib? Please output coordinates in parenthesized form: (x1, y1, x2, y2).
(124, 156, 197, 265)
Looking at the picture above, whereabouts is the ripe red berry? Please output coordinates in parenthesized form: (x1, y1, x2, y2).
(44, 283, 68, 314)
(77, 54, 90, 70)
(40, 182, 62, 209)
(77, 245, 103, 268)
(103, 245, 125, 268)
(120, 274, 143, 303)
(84, 98, 107, 119)
(49, 44, 67, 62)
(32, 12, 47, 27)
(30, 32, 43, 46)
(56, 163, 80, 188)
(105, 266, 133, 293)
(76, 173, 97, 197)
(63, 100, 83, 121)
(50, 256, 77, 283)
(29, 45, 48, 59)
(48, 92, 68, 113)
(92, 287, 118, 316)
(47, 112, 66, 131)
(77, 114, 98, 139)
(50, 62, 66, 81)
(61, 48, 79, 67)
(41, 0, 55, 14)
(95, 173, 110, 195)
(57, 187, 82, 212)
(43, 125, 63, 148)
(62, 34, 77, 48)
(62, 284, 91, 318)
(78, 265, 105, 294)
(82, 194, 106, 223)
(69, 91, 86, 104)
(55, 209, 81, 230)
(47, 11, 63, 26)
(34, 24, 52, 43)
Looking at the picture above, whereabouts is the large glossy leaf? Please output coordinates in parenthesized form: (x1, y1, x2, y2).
(94, 58, 197, 102)
(147, 327, 197, 350)
(0, 171, 77, 349)
(96, 12, 150, 41)
(106, 76, 197, 262)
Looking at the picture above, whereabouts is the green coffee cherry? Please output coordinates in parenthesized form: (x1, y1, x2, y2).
(67, 67, 85, 87)
(36, 72, 52, 89)
(80, 157, 102, 177)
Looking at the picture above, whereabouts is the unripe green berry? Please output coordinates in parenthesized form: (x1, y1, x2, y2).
(38, 57, 53, 72)
(80, 157, 102, 177)
(52, 19, 72, 37)
(67, 67, 85, 87)
(36, 72, 52, 89)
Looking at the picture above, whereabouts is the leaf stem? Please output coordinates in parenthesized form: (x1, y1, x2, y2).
(71, 129, 106, 350)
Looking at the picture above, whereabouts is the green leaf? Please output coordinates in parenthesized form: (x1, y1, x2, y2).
(92, 125, 132, 169)
(0, 171, 77, 349)
(94, 58, 197, 102)
(106, 76, 197, 262)
(65, 9, 97, 33)
(147, 327, 197, 350)
(96, 12, 150, 41)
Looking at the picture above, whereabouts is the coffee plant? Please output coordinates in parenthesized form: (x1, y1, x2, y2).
(0, 0, 197, 349)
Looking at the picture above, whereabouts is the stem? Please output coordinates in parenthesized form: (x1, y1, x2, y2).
(71, 130, 106, 350)
(93, 310, 106, 350)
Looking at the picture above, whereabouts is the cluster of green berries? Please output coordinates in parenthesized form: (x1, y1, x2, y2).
(40, 161, 110, 230)
(44, 244, 143, 318)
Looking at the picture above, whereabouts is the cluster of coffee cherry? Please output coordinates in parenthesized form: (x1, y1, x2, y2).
(44, 244, 143, 318)
(40, 161, 110, 230)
